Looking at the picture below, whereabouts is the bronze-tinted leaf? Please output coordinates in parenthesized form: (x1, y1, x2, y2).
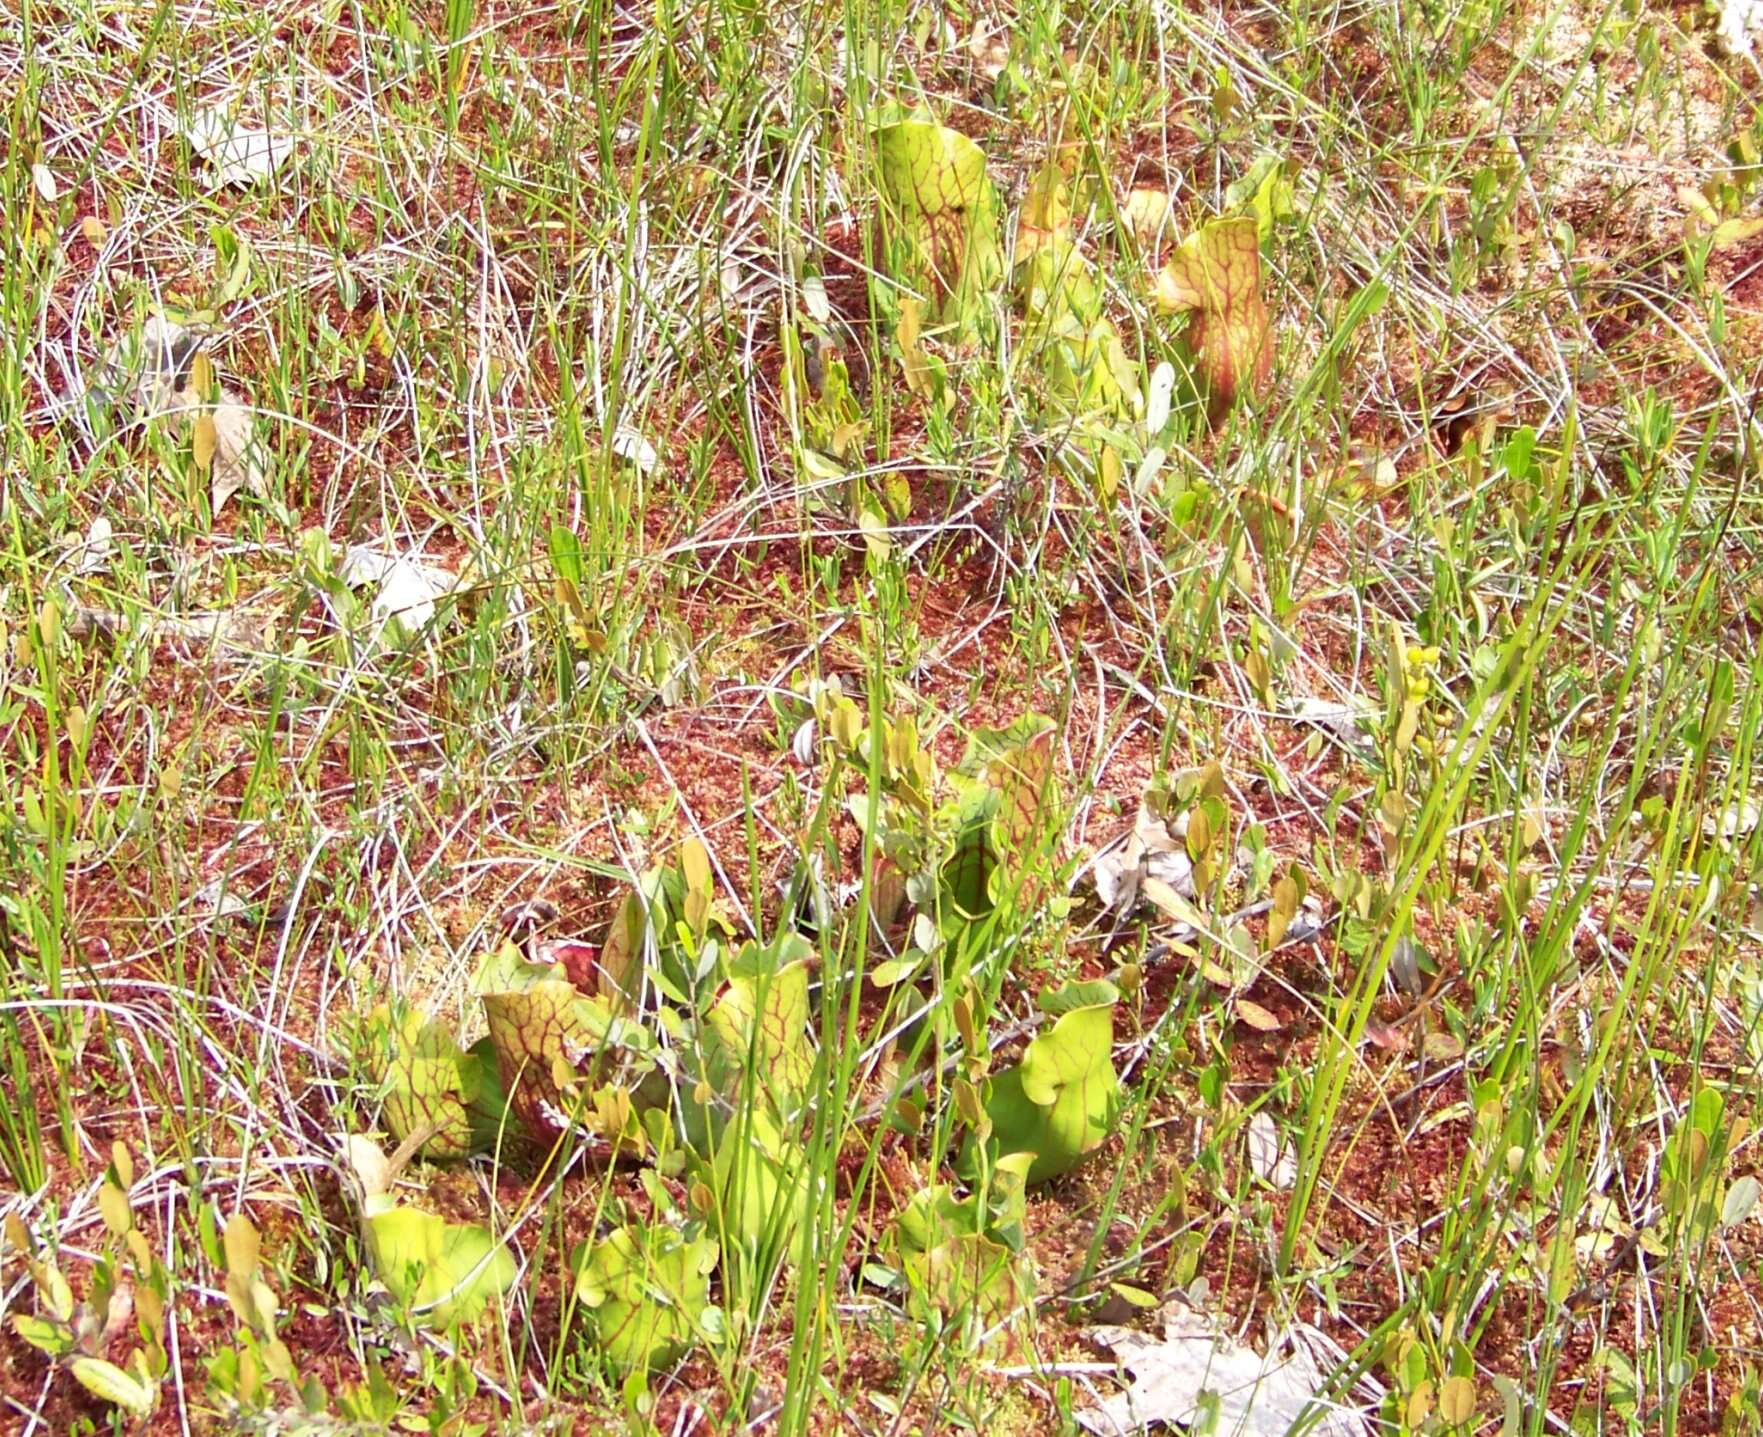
(703, 960, 814, 1115)
(868, 850, 909, 932)
(361, 1005, 508, 1160)
(1015, 163, 1073, 258)
(1267, 871, 1301, 951)
(876, 121, 1003, 342)
(1154, 216, 1272, 423)
(192, 413, 217, 472)
(989, 726, 1056, 859)
(477, 951, 656, 1146)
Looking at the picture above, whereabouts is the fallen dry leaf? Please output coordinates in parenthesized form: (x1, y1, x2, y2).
(87, 315, 200, 417)
(182, 109, 295, 189)
(208, 397, 267, 512)
(1706, 796, 1761, 841)
(1078, 1304, 1373, 1435)
(1247, 1110, 1296, 1189)
(1093, 802, 1195, 915)
(1235, 997, 1281, 1032)
(1286, 695, 1377, 754)
(967, 21, 1008, 79)
(64, 516, 114, 577)
(611, 424, 660, 474)
(1364, 1020, 1407, 1051)
(1122, 188, 1172, 249)
(341, 547, 456, 637)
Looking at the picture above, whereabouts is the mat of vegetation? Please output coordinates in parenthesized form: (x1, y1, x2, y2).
(4, 0, 1763, 1431)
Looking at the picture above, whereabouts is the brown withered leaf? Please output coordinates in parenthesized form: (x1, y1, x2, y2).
(1364, 1019, 1407, 1051)
(967, 21, 1009, 80)
(1078, 1305, 1371, 1436)
(1154, 216, 1272, 423)
(1426, 377, 1515, 456)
